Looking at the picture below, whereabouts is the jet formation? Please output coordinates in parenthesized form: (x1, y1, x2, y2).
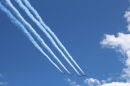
(0, 0, 86, 78)
(61, 72, 87, 77)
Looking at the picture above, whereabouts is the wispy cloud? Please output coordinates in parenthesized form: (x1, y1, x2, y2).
(124, 10, 130, 31)
(84, 33, 130, 85)
(84, 78, 130, 86)
(84, 78, 101, 86)
(66, 78, 82, 86)
(0, 82, 7, 86)
(101, 16, 130, 83)
(106, 77, 113, 82)
(101, 82, 130, 86)
(0, 74, 7, 86)
(99, 4, 130, 86)
(101, 33, 130, 54)
(0, 74, 2, 77)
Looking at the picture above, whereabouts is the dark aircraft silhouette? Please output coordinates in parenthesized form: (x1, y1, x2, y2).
(78, 75, 82, 77)
(82, 74, 87, 76)
(61, 72, 66, 75)
(69, 74, 73, 76)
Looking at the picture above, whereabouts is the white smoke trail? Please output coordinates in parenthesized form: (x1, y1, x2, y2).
(15, 0, 81, 75)
(5, 0, 71, 74)
(0, 2, 63, 73)
(23, 0, 85, 75)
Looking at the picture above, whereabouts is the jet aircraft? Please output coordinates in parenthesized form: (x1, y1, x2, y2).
(69, 74, 73, 76)
(82, 74, 87, 76)
(61, 72, 66, 75)
(78, 75, 82, 77)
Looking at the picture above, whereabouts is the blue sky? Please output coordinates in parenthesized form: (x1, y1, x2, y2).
(0, 0, 130, 86)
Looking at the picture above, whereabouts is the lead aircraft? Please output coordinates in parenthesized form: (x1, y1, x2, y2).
(69, 74, 73, 76)
(82, 74, 87, 76)
(61, 72, 66, 75)
(78, 75, 82, 77)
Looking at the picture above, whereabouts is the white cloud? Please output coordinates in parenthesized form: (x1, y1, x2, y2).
(122, 66, 130, 82)
(106, 77, 113, 82)
(126, 51, 130, 66)
(101, 82, 130, 86)
(84, 78, 101, 86)
(84, 78, 130, 86)
(66, 78, 82, 86)
(100, 33, 130, 80)
(124, 11, 130, 31)
(101, 33, 130, 53)
(101, 80, 106, 84)
(99, 5, 130, 86)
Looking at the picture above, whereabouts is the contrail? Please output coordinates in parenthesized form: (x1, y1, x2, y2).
(15, 0, 81, 76)
(0, 2, 63, 73)
(5, 0, 71, 74)
(23, 0, 85, 74)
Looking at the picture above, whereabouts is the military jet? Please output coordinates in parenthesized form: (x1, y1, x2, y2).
(61, 72, 66, 75)
(82, 74, 87, 76)
(69, 74, 73, 76)
(78, 75, 82, 77)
